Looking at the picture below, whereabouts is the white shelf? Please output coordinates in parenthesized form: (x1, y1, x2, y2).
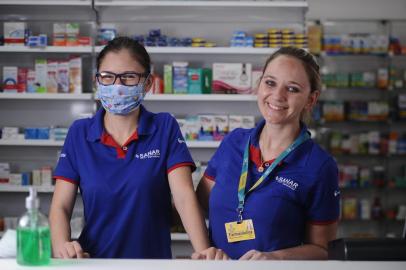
(145, 94, 257, 102)
(0, 0, 92, 6)
(170, 233, 190, 241)
(95, 46, 278, 55)
(94, 1, 308, 8)
(0, 140, 63, 146)
(0, 93, 93, 100)
(0, 46, 92, 53)
(186, 141, 220, 148)
(0, 139, 220, 148)
(0, 184, 54, 193)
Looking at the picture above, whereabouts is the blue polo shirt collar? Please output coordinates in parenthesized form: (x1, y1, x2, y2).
(86, 104, 156, 142)
(249, 119, 311, 167)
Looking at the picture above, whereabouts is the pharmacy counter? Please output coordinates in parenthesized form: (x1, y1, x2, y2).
(1, 259, 405, 270)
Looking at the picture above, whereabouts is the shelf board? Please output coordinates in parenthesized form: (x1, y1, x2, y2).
(0, 93, 93, 100)
(0, 139, 64, 146)
(0, 46, 92, 53)
(95, 46, 278, 55)
(0, 0, 92, 6)
(0, 184, 54, 193)
(0, 139, 220, 148)
(94, 1, 308, 8)
(170, 233, 189, 241)
(145, 94, 256, 102)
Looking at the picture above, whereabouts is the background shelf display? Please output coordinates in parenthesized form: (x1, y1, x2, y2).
(1, 0, 406, 258)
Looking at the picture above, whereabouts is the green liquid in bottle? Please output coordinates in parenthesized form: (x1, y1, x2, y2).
(17, 226, 51, 266)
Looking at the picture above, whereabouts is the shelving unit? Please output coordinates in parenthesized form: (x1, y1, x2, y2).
(0, 0, 308, 257)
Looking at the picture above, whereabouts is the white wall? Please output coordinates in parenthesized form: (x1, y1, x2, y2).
(308, 0, 406, 20)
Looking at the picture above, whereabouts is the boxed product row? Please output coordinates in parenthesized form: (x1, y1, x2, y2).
(340, 164, 385, 188)
(0, 127, 68, 141)
(314, 101, 390, 122)
(176, 115, 256, 141)
(329, 130, 406, 155)
(154, 62, 260, 95)
(230, 28, 307, 48)
(0, 163, 53, 187)
(323, 34, 389, 55)
(341, 197, 406, 221)
(99, 27, 217, 47)
(322, 67, 406, 90)
(1, 57, 82, 93)
(0, 22, 91, 47)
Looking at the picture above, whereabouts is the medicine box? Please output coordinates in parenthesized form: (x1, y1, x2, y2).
(0, 163, 10, 184)
(188, 68, 203, 94)
(4, 22, 26, 46)
(27, 69, 36, 93)
(69, 57, 82, 93)
(17, 68, 28, 93)
(241, 116, 256, 129)
(229, 115, 243, 131)
(57, 61, 69, 93)
(212, 63, 252, 94)
(163, 64, 173, 94)
(35, 59, 47, 93)
(173, 62, 188, 94)
(32, 170, 41, 186)
(66, 23, 80, 46)
(47, 60, 58, 93)
(2, 66, 18, 92)
(53, 23, 66, 46)
(198, 115, 215, 141)
(185, 116, 199, 141)
(213, 115, 229, 141)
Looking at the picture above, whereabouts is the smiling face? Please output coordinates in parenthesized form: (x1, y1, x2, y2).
(257, 55, 319, 127)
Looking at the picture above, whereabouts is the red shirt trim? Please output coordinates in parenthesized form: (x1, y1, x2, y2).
(167, 162, 195, 174)
(100, 130, 138, 159)
(308, 219, 338, 225)
(54, 176, 78, 185)
(203, 172, 215, 181)
(249, 144, 280, 169)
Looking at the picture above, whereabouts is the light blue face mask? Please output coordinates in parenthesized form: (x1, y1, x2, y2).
(96, 80, 147, 115)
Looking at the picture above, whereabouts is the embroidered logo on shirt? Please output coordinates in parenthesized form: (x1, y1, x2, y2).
(275, 176, 299, 191)
(135, 149, 161, 159)
(60, 153, 67, 158)
(334, 190, 340, 197)
(177, 138, 185, 144)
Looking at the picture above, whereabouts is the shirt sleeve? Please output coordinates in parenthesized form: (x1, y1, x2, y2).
(166, 116, 196, 174)
(204, 131, 232, 181)
(306, 157, 340, 224)
(53, 122, 80, 184)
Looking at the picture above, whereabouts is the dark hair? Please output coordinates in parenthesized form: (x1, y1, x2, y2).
(96, 36, 151, 74)
(262, 47, 321, 92)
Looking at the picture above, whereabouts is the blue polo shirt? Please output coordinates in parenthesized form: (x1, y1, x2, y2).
(53, 105, 195, 258)
(204, 120, 340, 259)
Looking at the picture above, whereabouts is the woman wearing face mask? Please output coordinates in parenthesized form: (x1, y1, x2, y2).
(49, 37, 218, 259)
(194, 47, 340, 260)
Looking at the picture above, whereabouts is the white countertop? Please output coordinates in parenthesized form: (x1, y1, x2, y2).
(0, 259, 405, 270)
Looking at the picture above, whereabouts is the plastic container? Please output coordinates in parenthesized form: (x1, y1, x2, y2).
(17, 187, 51, 266)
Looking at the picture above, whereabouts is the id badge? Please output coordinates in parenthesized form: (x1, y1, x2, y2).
(225, 219, 256, 243)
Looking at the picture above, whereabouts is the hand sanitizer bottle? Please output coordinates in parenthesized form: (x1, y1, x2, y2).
(17, 186, 51, 265)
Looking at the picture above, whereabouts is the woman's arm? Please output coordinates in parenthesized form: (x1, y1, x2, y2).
(239, 222, 338, 260)
(196, 176, 215, 216)
(49, 180, 88, 258)
(168, 166, 210, 252)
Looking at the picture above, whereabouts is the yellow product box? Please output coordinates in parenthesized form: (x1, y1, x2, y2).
(192, 38, 205, 43)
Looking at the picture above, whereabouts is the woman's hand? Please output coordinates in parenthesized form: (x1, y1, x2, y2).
(191, 247, 229, 260)
(54, 241, 90, 259)
(239, 249, 279, 260)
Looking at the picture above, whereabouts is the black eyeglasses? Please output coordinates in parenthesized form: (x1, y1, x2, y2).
(96, 71, 149, 86)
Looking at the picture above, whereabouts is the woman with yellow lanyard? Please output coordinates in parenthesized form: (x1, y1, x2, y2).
(194, 47, 340, 260)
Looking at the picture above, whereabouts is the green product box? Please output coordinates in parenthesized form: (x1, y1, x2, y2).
(202, 68, 212, 94)
(188, 68, 203, 94)
(163, 64, 172, 94)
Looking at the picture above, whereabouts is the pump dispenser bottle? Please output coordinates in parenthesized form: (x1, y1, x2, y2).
(17, 186, 51, 265)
